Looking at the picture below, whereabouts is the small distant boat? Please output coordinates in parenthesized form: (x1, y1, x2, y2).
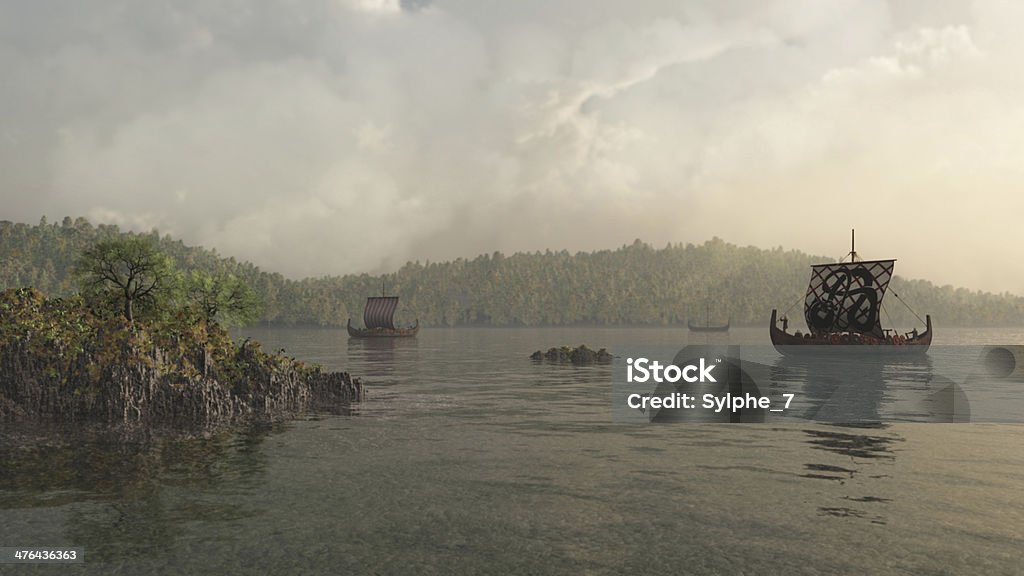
(688, 319, 730, 333)
(688, 299, 730, 333)
(347, 289, 419, 338)
(770, 230, 931, 356)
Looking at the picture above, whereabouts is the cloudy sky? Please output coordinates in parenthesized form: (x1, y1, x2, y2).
(2, 1, 1022, 292)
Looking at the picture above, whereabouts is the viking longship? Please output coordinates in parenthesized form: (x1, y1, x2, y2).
(688, 296, 730, 333)
(770, 230, 931, 356)
(347, 293, 419, 338)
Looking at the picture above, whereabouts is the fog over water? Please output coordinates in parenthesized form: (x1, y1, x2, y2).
(2, 1, 1022, 293)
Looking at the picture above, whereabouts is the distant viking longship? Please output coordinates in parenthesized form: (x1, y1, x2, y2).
(347, 291, 419, 338)
(688, 298, 730, 333)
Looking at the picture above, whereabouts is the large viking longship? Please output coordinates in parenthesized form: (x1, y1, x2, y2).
(769, 231, 931, 356)
(347, 293, 419, 338)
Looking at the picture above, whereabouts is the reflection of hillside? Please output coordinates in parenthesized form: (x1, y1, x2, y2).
(0, 421, 280, 564)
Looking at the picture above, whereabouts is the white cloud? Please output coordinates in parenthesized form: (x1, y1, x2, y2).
(341, 0, 402, 15)
(1, 0, 1023, 292)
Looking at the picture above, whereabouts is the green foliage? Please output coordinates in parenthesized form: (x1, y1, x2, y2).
(182, 270, 261, 327)
(74, 237, 175, 322)
(0, 288, 361, 423)
(3, 217, 1024, 327)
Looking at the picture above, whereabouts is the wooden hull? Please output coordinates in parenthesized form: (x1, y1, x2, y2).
(688, 321, 730, 333)
(347, 319, 419, 338)
(769, 309, 931, 356)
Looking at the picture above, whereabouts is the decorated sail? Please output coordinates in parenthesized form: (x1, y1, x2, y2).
(803, 260, 895, 338)
(364, 296, 399, 330)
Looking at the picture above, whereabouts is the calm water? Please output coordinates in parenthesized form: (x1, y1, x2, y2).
(2, 327, 1023, 574)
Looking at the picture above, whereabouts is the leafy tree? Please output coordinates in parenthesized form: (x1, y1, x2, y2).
(6, 217, 1024, 327)
(183, 270, 261, 326)
(74, 237, 174, 322)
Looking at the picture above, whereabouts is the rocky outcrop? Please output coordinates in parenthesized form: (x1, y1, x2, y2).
(530, 345, 613, 365)
(0, 288, 362, 425)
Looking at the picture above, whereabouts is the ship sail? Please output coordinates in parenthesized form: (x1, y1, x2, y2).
(803, 259, 894, 338)
(364, 296, 399, 330)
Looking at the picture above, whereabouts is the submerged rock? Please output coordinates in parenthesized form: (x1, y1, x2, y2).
(530, 345, 612, 365)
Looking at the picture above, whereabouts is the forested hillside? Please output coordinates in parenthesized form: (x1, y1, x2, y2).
(3, 217, 1023, 327)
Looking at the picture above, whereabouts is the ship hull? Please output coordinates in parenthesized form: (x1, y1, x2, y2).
(347, 319, 419, 338)
(769, 309, 931, 357)
(688, 321, 730, 333)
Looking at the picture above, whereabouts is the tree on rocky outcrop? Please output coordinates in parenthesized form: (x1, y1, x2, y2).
(183, 270, 260, 326)
(74, 237, 174, 322)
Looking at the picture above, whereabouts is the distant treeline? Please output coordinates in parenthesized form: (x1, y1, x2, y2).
(3, 216, 1024, 327)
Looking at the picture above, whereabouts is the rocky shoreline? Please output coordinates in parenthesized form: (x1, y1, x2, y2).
(0, 288, 362, 425)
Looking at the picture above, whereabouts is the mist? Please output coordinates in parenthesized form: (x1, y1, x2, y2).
(1, 0, 1021, 293)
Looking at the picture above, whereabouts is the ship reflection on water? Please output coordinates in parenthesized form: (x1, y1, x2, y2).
(638, 345, 974, 424)
(763, 353, 914, 526)
(802, 423, 900, 524)
(770, 352, 967, 423)
(346, 337, 419, 379)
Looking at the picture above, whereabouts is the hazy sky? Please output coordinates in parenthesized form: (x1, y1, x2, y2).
(2, 1, 1022, 293)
